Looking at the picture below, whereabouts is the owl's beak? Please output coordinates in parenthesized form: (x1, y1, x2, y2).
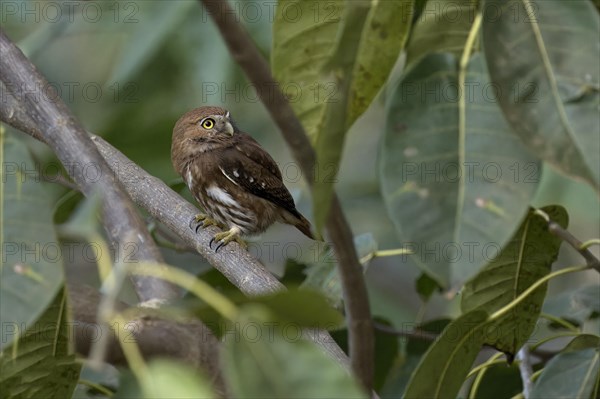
(220, 113, 234, 136)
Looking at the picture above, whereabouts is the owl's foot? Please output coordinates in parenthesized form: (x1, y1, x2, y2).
(190, 213, 222, 233)
(209, 226, 247, 252)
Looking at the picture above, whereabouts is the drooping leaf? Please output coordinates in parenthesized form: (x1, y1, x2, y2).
(483, 0, 600, 192)
(348, 0, 414, 122)
(380, 53, 539, 287)
(272, 0, 412, 231)
(403, 310, 489, 399)
(0, 288, 81, 398)
(531, 347, 600, 399)
(0, 132, 63, 349)
(461, 205, 567, 357)
(221, 306, 367, 398)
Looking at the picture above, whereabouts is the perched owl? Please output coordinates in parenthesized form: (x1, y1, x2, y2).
(171, 106, 314, 251)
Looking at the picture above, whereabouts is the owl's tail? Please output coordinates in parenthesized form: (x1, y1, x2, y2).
(284, 210, 317, 240)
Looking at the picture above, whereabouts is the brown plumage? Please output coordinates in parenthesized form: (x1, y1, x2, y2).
(171, 106, 314, 250)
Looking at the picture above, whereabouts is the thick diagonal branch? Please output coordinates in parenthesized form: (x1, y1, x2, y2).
(0, 86, 351, 371)
(200, 0, 374, 389)
(0, 29, 179, 302)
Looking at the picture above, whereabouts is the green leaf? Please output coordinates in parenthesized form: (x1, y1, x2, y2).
(461, 205, 567, 357)
(482, 0, 600, 192)
(0, 288, 81, 398)
(564, 335, 600, 353)
(140, 359, 217, 399)
(188, 288, 344, 336)
(272, 0, 411, 231)
(531, 348, 600, 399)
(348, 0, 414, 123)
(405, 0, 478, 69)
(381, 319, 451, 397)
(543, 284, 600, 324)
(222, 307, 367, 398)
(0, 132, 63, 349)
(380, 53, 540, 287)
(403, 310, 489, 399)
(470, 363, 526, 399)
(249, 289, 345, 330)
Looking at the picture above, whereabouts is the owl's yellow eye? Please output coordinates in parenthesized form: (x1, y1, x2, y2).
(201, 118, 215, 129)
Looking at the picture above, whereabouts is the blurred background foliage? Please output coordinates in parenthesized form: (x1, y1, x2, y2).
(1, 0, 599, 397)
(2, 0, 598, 332)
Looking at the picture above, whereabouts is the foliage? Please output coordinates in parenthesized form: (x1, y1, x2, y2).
(1, 1, 599, 398)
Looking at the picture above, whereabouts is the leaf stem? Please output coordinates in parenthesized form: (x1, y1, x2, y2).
(455, 11, 482, 241)
(539, 312, 580, 333)
(468, 352, 505, 399)
(489, 265, 589, 321)
(580, 239, 600, 250)
(359, 248, 412, 264)
(77, 379, 115, 397)
(129, 263, 238, 321)
(112, 313, 149, 382)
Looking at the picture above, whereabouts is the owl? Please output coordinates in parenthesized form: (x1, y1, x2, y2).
(171, 106, 314, 251)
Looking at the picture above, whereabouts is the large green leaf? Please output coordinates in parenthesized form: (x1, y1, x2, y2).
(461, 205, 567, 356)
(0, 288, 81, 398)
(0, 132, 63, 349)
(380, 53, 539, 287)
(531, 347, 600, 399)
(403, 310, 489, 399)
(483, 0, 600, 191)
(272, 0, 412, 230)
(348, 0, 414, 122)
(118, 359, 216, 399)
(405, 0, 478, 68)
(221, 306, 367, 398)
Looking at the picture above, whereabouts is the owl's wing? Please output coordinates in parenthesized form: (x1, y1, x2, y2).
(219, 134, 297, 213)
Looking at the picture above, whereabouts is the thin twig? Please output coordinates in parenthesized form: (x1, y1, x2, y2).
(373, 321, 439, 341)
(534, 209, 600, 273)
(199, 0, 374, 389)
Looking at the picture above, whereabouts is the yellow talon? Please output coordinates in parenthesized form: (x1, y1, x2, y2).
(190, 213, 223, 232)
(210, 227, 247, 252)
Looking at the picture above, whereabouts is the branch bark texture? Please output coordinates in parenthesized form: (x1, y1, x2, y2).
(0, 29, 179, 303)
(200, 0, 374, 389)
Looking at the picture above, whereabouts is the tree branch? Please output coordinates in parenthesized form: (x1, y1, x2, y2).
(199, 0, 374, 389)
(67, 282, 227, 396)
(0, 84, 351, 372)
(516, 346, 533, 399)
(0, 29, 179, 303)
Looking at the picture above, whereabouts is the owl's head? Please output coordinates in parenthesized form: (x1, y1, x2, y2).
(173, 106, 239, 141)
(172, 106, 240, 174)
